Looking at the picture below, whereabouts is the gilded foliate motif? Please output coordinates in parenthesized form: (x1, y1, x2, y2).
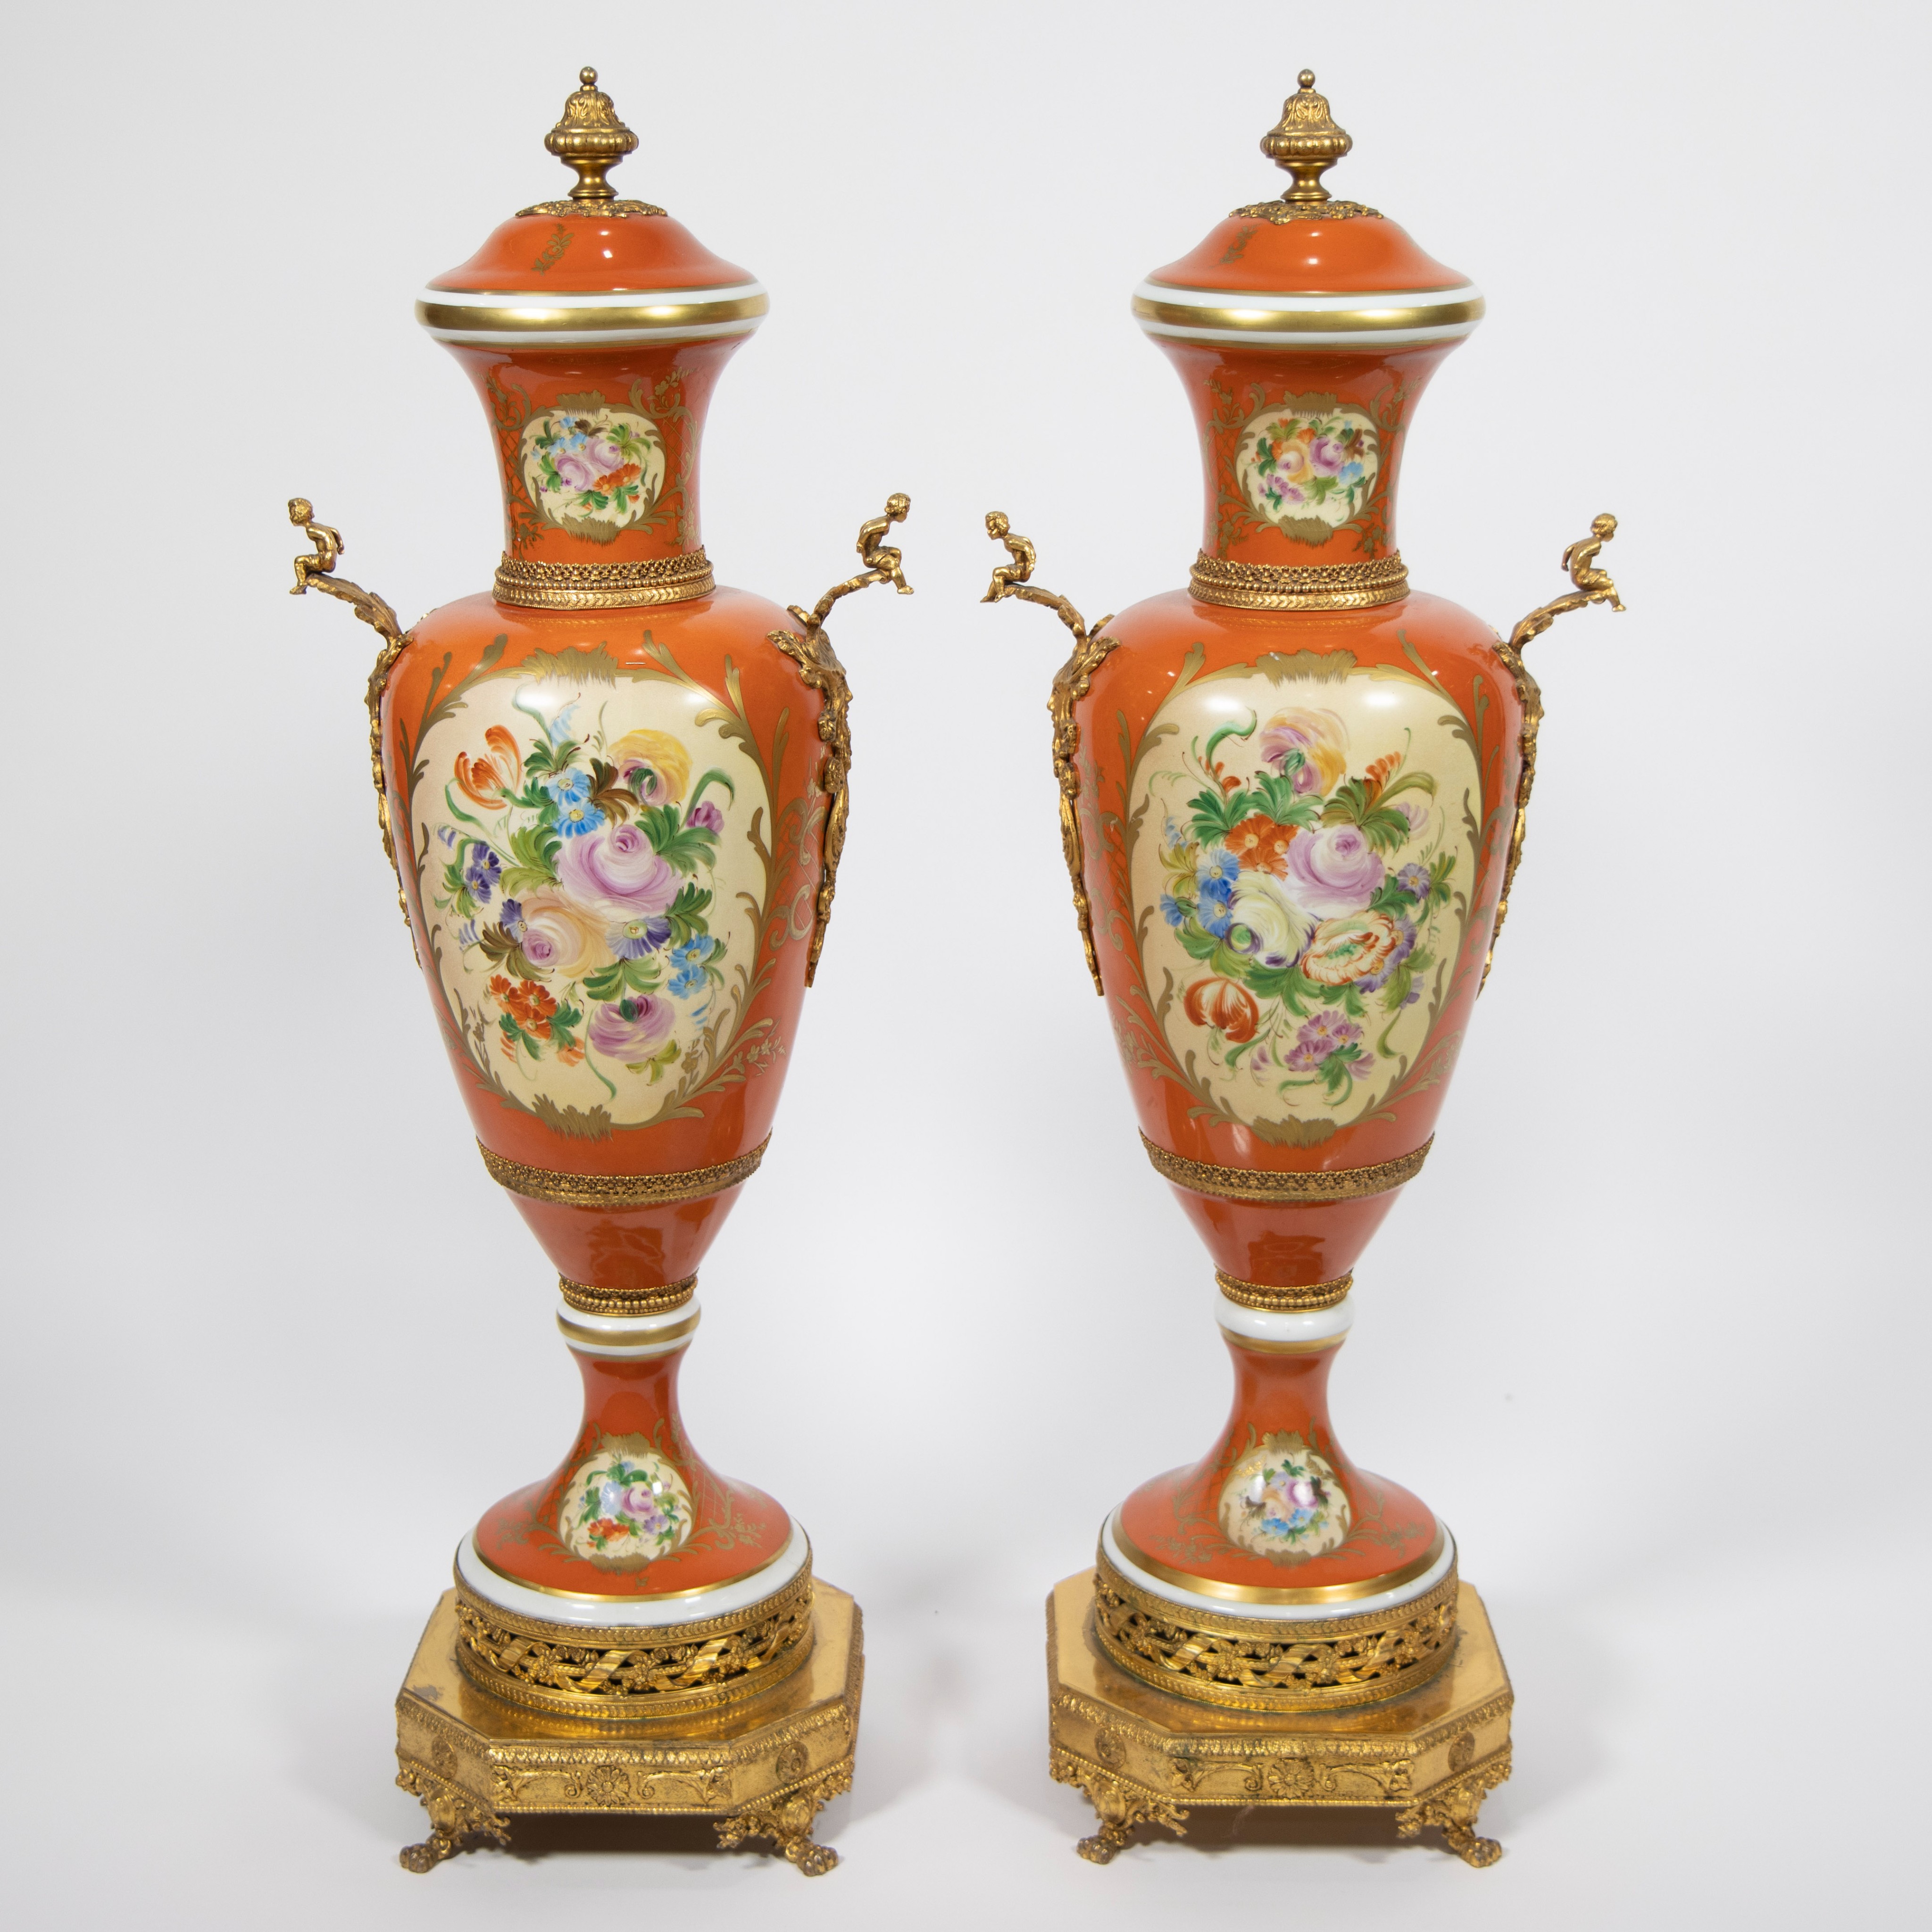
(521, 402, 666, 540)
(1236, 400, 1378, 540)
(558, 1436, 693, 1570)
(412, 641, 789, 1135)
(1125, 654, 1478, 1133)
(1219, 1432, 1349, 1559)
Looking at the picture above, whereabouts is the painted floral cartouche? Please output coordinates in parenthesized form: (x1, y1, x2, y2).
(989, 71, 1622, 1867)
(289, 68, 908, 1877)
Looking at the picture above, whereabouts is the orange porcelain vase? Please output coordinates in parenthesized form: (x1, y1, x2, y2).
(986, 74, 1619, 1714)
(291, 71, 910, 1724)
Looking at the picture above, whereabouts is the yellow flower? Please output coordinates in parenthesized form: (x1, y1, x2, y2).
(1259, 707, 1349, 794)
(608, 729, 691, 807)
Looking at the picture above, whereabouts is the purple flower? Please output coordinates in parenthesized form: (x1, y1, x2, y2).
(1284, 824, 1384, 917)
(557, 822, 678, 916)
(437, 825, 461, 849)
(686, 800, 724, 833)
(588, 993, 674, 1063)
(609, 914, 672, 959)
(1308, 434, 1349, 476)
(1396, 863, 1431, 899)
(501, 898, 525, 941)
(1287, 1011, 1369, 1074)
(622, 1484, 670, 1533)
(462, 841, 500, 903)
(1357, 918, 1417, 993)
(457, 918, 478, 949)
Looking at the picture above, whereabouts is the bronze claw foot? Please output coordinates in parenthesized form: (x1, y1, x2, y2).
(713, 1761, 850, 1876)
(1395, 1752, 1509, 1868)
(395, 1761, 508, 1874)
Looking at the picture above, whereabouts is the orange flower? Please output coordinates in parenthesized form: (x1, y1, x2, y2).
(455, 725, 523, 807)
(1184, 976, 1260, 1043)
(1366, 752, 1400, 791)
(488, 974, 512, 998)
(557, 1041, 585, 1066)
(595, 462, 642, 493)
(1224, 814, 1299, 877)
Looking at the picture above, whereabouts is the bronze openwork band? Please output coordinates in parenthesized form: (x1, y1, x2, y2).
(452, 1560, 815, 1722)
(493, 548, 716, 610)
(1091, 1544, 1458, 1714)
(559, 1273, 698, 1316)
(1189, 550, 1409, 611)
(478, 1134, 770, 1209)
(1141, 1133, 1431, 1203)
(1216, 1270, 1353, 1311)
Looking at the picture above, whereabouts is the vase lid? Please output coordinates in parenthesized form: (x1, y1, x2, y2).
(416, 67, 767, 350)
(1133, 72, 1482, 353)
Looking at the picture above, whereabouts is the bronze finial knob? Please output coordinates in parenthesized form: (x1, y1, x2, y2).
(544, 65, 640, 202)
(1259, 69, 1354, 205)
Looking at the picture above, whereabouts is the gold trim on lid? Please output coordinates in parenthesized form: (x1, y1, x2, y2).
(1190, 551, 1408, 611)
(493, 550, 716, 610)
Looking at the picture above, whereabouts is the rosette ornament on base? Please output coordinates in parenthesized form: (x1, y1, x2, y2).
(987, 71, 1622, 1863)
(289, 69, 911, 1874)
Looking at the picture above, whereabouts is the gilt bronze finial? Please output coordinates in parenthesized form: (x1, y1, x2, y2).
(1259, 70, 1354, 204)
(544, 66, 640, 202)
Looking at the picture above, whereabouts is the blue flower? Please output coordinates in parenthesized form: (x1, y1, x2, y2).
(1339, 459, 1365, 484)
(457, 918, 479, 949)
(1396, 863, 1431, 900)
(1198, 845, 1239, 888)
(1198, 872, 1236, 939)
(668, 934, 716, 997)
(437, 825, 461, 849)
(500, 898, 525, 941)
(610, 915, 672, 960)
(545, 770, 605, 838)
(1160, 892, 1188, 929)
(463, 841, 500, 903)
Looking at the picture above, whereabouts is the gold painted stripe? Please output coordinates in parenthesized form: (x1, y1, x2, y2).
(478, 1134, 769, 1209)
(557, 1308, 701, 1351)
(1216, 1270, 1353, 1311)
(417, 291, 768, 337)
(1216, 1326, 1347, 1354)
(469, 1534, 794, 1605)
(1114, 1522, 1447, 1606)
(1132, 292, 1484, 337)
(1142, 1133, 1430, 1203)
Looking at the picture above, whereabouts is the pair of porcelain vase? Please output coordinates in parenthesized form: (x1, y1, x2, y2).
(290, 66, 1618, 1876)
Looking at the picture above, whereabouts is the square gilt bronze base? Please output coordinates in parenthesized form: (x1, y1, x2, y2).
(1048, 1572, 1513, 1867)
(394, 1583, 862, 1876)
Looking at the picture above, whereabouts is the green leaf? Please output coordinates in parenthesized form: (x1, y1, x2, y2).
(1177, 921, 1220, 961)
(1357, 805, 1413, 854)
(1187, 786, 1245, 843)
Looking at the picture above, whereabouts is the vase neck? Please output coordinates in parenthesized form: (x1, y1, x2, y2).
(1160, 341, 1456, 572)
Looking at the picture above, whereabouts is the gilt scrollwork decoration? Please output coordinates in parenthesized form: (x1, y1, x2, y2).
(1484, 512, 1624, 988)
(981, 512, 1117, 993)
(286, 497, 416, 952)
(768, 493, 913, 985)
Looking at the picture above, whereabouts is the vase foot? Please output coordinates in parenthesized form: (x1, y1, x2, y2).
(1047, 1569, 1511, 1866)
(393, 1582, 863, 1874)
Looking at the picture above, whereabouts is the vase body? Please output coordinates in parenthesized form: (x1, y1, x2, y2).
(1038, 100, 1535, 1713)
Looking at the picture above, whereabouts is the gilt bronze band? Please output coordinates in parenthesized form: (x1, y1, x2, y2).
(1092, 1545, 1458, 1713)
(559, 1274, 698, 1315)
(1141, 1133, 1431, 1203)
(1216, 1270, 1354, 1311)
(493, 549, 716, 610)
(452, 1563, 814, 1723)
(478, 1135, 770, 1209)
(1189, 550, 1409, 611)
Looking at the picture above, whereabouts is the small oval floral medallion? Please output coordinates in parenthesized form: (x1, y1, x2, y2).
(1235, 400, 1378, 541)
(1219, 1432, 1350, 1560)
(558, 1438, 693, 1571)
(522, 403, 667, 540)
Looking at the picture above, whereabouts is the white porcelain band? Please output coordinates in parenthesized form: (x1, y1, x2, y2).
(457, 1521, 809, 1628)
(1216, 1289, 1354, 1347)
(416, 280, 769, 346)
(1101, 1511, 1455, 1624)
(555, 1295, 701, 1357)
(1132, 278, 1484, 349)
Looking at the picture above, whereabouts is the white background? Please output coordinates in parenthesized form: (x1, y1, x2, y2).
(2, 1, 1926, 1925)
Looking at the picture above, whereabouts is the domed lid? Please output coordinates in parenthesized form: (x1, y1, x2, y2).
(417, 68, 767, 350)
(1133, 73, 1482, 352)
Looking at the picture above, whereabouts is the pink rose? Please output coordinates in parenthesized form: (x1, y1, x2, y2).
(557, 822, 678, 917)
(1284, 824, 1385, 917)
(553, 449, 598, 491)
(584, 434, 622, 474)
(1309, 434, 1348, 476)
(588, 995, 674, 1063)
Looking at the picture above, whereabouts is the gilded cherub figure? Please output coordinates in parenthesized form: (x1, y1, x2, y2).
(981, 510, 1038, 603)
(288, 497, 344, 593)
